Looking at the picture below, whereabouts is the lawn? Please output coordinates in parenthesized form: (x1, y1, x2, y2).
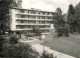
(43, 33, 80, 57)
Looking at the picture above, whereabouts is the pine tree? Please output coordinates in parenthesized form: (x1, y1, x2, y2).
(68, 4, 74, 15)
(68, 4, 75, 34)
(75, 2, 80, 33)
(53, 8, 65, 36)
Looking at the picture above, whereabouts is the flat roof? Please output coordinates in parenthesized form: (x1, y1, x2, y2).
(11, 7, 54, 13)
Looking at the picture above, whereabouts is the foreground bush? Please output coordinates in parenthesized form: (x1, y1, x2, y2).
(2, 35, 57, 58)
(0, 36, 5, 57)
(10, 37, 19, 44)
(41, 51, 56, 58)
(3, 43, 38, 58)
(0, 36, 5, 51)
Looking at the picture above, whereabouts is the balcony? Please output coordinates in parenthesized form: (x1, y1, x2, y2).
(16, 23, 50, 26)
(40, 28, 51, 30)
(16, 12, 53, 17)
(42, 32, 50, 34)
(14, 28, 51, 31)
(15, 28, 32, 31)
(16, 18, 53, 21)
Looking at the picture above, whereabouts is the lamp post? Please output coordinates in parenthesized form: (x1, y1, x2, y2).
(41, 34, 45, 51)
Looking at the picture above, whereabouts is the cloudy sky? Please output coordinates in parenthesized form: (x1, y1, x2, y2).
(22, 0, 80, 13)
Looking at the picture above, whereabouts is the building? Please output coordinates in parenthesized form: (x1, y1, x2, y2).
(10, 8, 54, 34)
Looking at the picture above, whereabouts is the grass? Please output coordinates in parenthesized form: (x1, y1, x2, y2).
(2, 33, 80, 57)
(43, 33, 80, 57)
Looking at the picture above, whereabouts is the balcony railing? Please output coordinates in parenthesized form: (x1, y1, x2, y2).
(15, 29, 32, 31)
(16, 12, 53, 17)
(13, 28, 51, 31)
(16, 23, 50, 25)
(16, 18, 53, 21)
(40, 28, 51, 30)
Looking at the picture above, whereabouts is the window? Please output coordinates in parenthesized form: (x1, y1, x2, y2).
(30, 16, 36, 19)
(16, 25, 20, 29)
(42, 21, 45, 24)
(47, 13, 49, 15)
(42, 17, 45, 19)
(15, 9, 17, 12)
(50, 13, 53, 15)
(16, 15, 21, 18)
(33, 21, 36, 23)
(21, 15, 25, 18)
(38, 12, 41, 14)
(37, 17, 40, 19)
(20, 10, 25, 13)
(21, 21, 23, 23)
(45, 17, 48, 19)
(22, 26, 23, 29)
(16, 25, 23, 29)
(25, 10, 28, 13)
(28, 11, 32, 13)
(32, 11, 36, 14)
(43, 12, 45, 15)
(16, 20, 21, 23)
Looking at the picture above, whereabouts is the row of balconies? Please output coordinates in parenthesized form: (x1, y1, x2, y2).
(16, 21, 51, 24)
(15, 9, 53, 16)
(16, 18, 53, 21)
(15, 28, 51, 31)
(16, 23, 50, 25)
(16, 12, 53, 17)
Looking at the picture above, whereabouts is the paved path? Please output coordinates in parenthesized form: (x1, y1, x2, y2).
(20, 38, 76, 58)
(31, 44, 76, 58)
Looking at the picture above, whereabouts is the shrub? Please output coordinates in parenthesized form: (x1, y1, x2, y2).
(10, 37, 19, 44)
(41, 51, 54, 58)
(16, 31, 21, 35)
(32, 26, 41, 36)
(3, 43, 38, 58)
(64, 29, 69, 37)
(0, 36, 5, 52)
(0, 36, 6, 57)
(19, 43, 38, 58)
(57, 29, 64, 37)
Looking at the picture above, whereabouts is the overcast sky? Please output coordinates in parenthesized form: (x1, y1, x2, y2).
(22, 0, 80, 13)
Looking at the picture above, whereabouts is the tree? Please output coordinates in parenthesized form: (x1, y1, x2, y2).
(68, 3, 80, 34)
(53, 8, 65, 36)
(74, 2, 80, 33)
(68, 4, 76, 34)
(32, 26, 41, 36)
(0, 0, 22, 34)
(61, 13, 69, 37)
(10, 37, 19, 44)
(56, 8, 62, 15)
(68, 4, 74, 15)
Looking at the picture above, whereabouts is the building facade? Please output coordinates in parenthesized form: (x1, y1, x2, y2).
(10, 8, 54, 34)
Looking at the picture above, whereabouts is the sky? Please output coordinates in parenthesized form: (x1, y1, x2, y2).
(22, 0, 80, 13)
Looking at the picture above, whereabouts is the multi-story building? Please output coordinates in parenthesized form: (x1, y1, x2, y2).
(10, 8, 54, 34)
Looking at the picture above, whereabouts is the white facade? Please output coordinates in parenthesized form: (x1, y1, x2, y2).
(10, 8, 54, 34)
